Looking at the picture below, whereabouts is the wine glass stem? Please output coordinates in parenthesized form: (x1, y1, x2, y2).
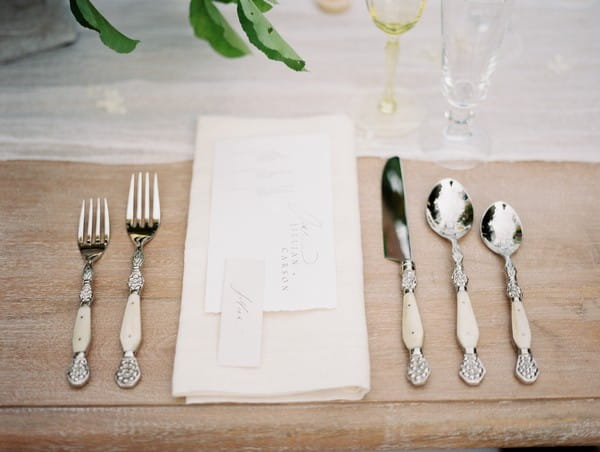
(445, 106, 474, 138)
(379, 35, 399, 114)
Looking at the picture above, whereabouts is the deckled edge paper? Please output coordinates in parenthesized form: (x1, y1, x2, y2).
(172, 115, 370, 403)
(205, 133, 337, 313)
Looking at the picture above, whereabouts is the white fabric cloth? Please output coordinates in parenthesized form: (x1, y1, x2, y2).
(172, 115, 370, 403)
(0, 0, 599, 163)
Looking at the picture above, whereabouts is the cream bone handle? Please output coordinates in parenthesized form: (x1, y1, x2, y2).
(455, 288, 486, 385)
(72, 304, 92, 353)
(456, 288, 479, 350)
(115, 293, 143, 389)
(450, 241, 486, 386)
(505, 260, 539, 384)
(120, 293, 142, 352)
(402, 292, 424, 349)
(401, 262, 430, 386)
(115, 247, 145, 389)
(511, 299, 539, 384)
(67, 263, 94, 388)
(511, 299, 531, 349)
(66, 304, 92, 388)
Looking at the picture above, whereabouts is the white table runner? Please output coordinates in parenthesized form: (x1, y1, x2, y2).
(0, 0, 598, 163)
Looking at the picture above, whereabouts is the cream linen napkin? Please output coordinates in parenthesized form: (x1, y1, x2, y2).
(172, 115, 370, 403)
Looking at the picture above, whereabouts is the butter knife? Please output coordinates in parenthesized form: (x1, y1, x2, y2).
(381, 157, 431, 386)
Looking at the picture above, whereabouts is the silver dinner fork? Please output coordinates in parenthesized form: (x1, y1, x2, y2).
(67, 198, 110, 387)
(115, 172, 160, 388)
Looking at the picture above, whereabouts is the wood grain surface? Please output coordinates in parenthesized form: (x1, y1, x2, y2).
(0, 159, 599, 449)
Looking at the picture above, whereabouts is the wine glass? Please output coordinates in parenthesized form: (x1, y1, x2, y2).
(420, 0, 513, 168)
(356, 0, 426, 145)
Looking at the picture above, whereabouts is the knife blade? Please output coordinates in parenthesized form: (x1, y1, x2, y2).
(381, 157, 430, 386)
(382, 157, 412, 262)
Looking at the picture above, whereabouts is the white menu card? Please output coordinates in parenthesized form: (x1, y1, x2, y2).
(204, 134, 337, 312)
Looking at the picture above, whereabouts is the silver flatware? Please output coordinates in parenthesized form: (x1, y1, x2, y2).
(67, 198, 110, 387)
(115, 172, 160, 388)
(425, 179, 485, 385)
(481, 201, 539, 384)
(382, 157, 430, 386)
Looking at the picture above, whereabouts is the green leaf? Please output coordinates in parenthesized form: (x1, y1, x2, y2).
(250, 0, 274, 12)
(214, 0, 275, 12)
(237, 0, 306, 71)
(70, 0, 139, 53)
(190, 0, 251, 58)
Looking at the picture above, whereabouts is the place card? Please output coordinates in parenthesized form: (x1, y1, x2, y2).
(217, 259, 265, 368)
(205, 133, 337, 312)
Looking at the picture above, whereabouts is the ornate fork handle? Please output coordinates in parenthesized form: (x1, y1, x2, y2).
(505, 260, 539, 384)
(451, 241, 486, 386)
(67, 263, 94, 387)
(115, 248, 144, 388)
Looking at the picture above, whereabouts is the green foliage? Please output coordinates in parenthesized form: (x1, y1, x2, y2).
(69, 0, 305, 71)
(237, 0, 305, 71)
(69, 0, 139, 53)
(190, 0, 251, 58)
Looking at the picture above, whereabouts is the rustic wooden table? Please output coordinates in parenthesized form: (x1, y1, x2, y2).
(1, 158, 599, 450)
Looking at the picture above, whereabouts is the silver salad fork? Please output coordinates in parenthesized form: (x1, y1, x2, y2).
(67, 198, 110, 387)
(115, 172, 160, 388)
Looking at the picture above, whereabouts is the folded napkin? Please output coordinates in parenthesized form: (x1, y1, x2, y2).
(172, 115, 370, 403)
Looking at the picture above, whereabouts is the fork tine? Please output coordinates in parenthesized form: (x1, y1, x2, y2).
(104, 198, 110, 244)
(126, 173, 134, 225)
(95, 198, 101, 243)
(87, 198, 93, 244)
(153, 173, 160, 225)
(136, 172, 142, 226)
(78, 200, 85, 245)
(144, 172, 150, 226)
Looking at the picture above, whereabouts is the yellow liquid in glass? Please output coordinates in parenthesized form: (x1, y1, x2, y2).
(368, 0, 426, 35)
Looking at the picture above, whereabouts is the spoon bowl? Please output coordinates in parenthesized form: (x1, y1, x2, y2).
(480, 200, 539, 384)
(425, 178, 485, 385)
(481, 201, 523, 257)
(426, 178, 474, 241)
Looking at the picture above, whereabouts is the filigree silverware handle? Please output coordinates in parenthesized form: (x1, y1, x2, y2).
(67, 263, 93, 387)
(506, 260, 539, 384)
(451, 241, 485, 386)
(401, 261, 430, 386)
(115, 248, 144, 388)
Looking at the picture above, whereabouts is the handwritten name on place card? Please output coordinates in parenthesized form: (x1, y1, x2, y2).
(205, 134, 337, 312)
(218, 259, 265, 368)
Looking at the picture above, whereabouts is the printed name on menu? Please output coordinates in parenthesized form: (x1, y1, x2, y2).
(280, 204, 323, 292)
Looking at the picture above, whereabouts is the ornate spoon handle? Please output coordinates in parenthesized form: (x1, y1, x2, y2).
(401, 261, 430, 386)
(115, 248, 144, 388)
(505, 259, 539, 384)
(451, 241, 485, 386)
(67, 263, 93, 387)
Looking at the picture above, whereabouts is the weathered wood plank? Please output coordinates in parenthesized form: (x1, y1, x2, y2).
(0, 400, 598, 450)
(0, 159, 598, 447)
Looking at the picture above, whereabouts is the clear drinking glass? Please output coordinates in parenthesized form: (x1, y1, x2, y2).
(420, 0, 513, 168)
(356, 0, 426, 144)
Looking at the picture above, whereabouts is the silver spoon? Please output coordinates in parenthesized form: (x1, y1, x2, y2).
(426, 179, 486, 385)
(480, 201, 540, 384)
